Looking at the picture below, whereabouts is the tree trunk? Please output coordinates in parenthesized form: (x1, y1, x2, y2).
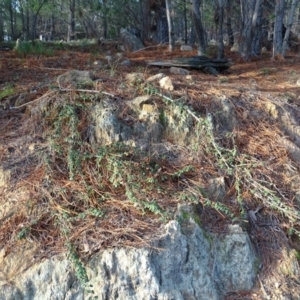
(155, 2, 168, 43)
(49, 15, 55, 41)
(273, 0, 285, 57)
(216, 0, 225, 59)
(191, 0, 206, 55)
(166, 0, 174, 51)
(282, 0, 297, 57)
(67, 0, 76, 41)
(225, 0, 234, 47)
(102, 0, 108, 39)
(183, 0, 188, 44)
(0, 8, 3, 41)
(239, 0, 263, 60)
(140, 0, 150, 43)
(8, 1, 15, 40)
(30, 0, 48, 42)
(251, 0, 263, 55)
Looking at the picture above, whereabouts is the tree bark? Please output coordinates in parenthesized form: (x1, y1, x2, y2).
(273, 0, 285, 57)
(239, 0, 263, 60)
(155, 2, 168, 43)
(8, 1, 15, 40)
(140, 0, 150, 43)
(282, 0, 297, 57)
(225, 0, 234, 47)
(67, 0, 76, 41)
(216, 0, 225, 59)
(191, 0, 206, 55)
(165, 0, 174, 51)
(183, 0, 188, 44)
(30, 0, 48, 42)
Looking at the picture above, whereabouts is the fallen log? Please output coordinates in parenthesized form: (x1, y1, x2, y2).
(147, 56, 233, 75)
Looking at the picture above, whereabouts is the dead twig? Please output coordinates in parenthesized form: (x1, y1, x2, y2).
(11, 90, 57, 109)
(59, 87, 115, 98)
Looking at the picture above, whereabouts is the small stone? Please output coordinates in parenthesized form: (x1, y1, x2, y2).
(230, 43, 239, 52)
(93, 60, 103, 66)
(28, 144, 35, 152)
(159, 76, 174, 91)
(180, 45, 193, 51)
(170, 67, 189, 75)
(186, 75, 193, 80)
(130, 95, 152, 110)
(146, 73, 165, 82)
(120, 60, 131, 66)
(105, 55, 113, 62)
(296, 77, 300, 86)
(142, 104, 155, 113)
(125, 72, 144, 84)
(261, 47, 267, 53)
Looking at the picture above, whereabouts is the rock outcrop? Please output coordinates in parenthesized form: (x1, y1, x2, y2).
(0, 216, 257, 300)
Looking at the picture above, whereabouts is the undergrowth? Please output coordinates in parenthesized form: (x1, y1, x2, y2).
(10, 93, 193, 286)
(1, 80, 300, 287)
(144, 84, 300, 238)
(0, 83, 15, 100)
(14, 40, 54, 57)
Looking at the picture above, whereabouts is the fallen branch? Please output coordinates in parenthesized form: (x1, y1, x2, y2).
(59, 88, 115, 98)
(12, 90, 57, 109)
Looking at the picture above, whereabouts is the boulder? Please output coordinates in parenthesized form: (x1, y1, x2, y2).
(119, 28, 144, 52)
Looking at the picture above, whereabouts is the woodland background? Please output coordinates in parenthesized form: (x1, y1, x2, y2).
(1, 0, 300, 60)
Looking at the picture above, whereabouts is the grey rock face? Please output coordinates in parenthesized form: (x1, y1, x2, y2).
(57, 70, 94, 89)
(119, 28, 144, 52)
(1, 219, 257, 300)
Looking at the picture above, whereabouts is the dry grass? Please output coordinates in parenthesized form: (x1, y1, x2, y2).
(1, 44, 300, 296)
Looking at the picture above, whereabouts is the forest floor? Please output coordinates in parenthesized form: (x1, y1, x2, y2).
(1, 41, 300, 299)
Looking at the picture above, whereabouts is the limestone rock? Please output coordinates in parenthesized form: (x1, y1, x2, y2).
(207, 177, 227, 201)
(89, 98, 122, 145)
(230, 43, 239, 52)
(0, 219, 257, 300)
(120, 59, 131, 66)
(159, 76, 174, 91)
(146, 73, 165, 82)
(170, 67, 189, 75)
(119, 28, 144, 52)
(129, 95, 153, 111)
(93, 60, 103, 66)
(125, 72, 144, 85)
(213, 96, 238, 132)
(57, 70, 94, 89)
(180, 45, 193, 51)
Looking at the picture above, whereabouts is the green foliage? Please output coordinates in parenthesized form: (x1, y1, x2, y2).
(14, 40, 53, 57)
(259, 67, 277, 76)
(0, 84, 15, 100)
(52, 103, 84, 180)
(145, 85, 300, 234)
(67, 243, 89, 285)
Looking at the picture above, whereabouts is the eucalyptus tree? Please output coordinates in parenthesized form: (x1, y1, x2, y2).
(215, 0, 224, 59)
(165, 0, 174, 50)
(273, 0, 285, 56)
(225, 0, 234, 47)
(238, 0, 264, 60)
(191, 0, 206, 55)
(282, 0, 298, 56)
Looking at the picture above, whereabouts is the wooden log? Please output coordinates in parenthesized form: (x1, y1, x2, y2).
(147, 56, 233, 75)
